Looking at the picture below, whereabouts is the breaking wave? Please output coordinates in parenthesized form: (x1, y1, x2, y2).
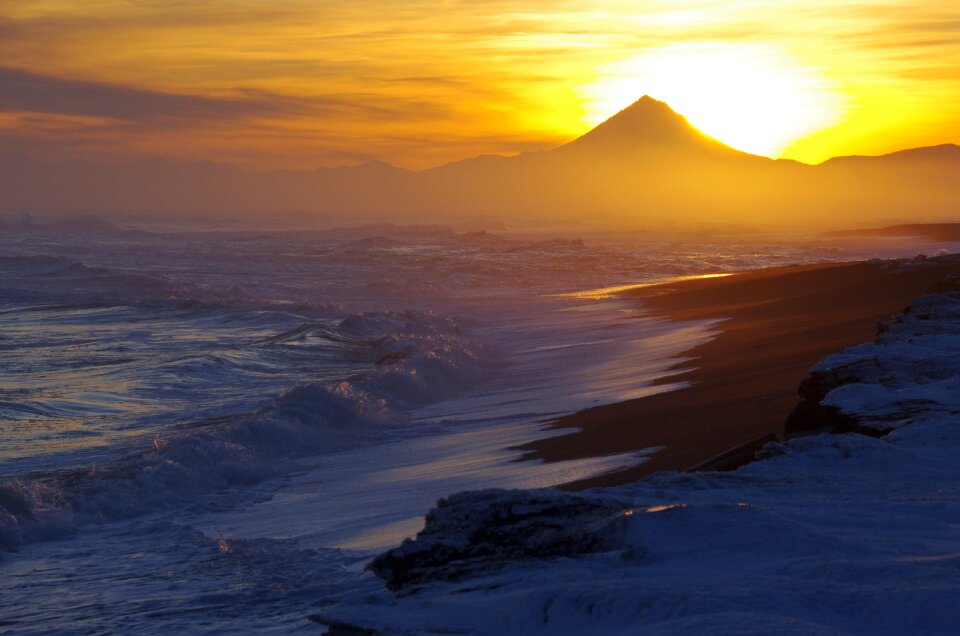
(0, 303, 488, 551)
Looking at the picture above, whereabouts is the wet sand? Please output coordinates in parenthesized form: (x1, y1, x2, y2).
(520, 257, 960, 489)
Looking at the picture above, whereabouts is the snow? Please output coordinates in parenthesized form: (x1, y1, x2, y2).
(319, 292, 960, 635)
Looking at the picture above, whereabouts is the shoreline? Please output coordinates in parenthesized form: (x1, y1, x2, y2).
(519, 255, 960, 489)
(322, 287, 960, 634)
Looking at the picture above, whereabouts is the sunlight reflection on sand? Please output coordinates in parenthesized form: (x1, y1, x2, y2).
(555, 272, 734, 300)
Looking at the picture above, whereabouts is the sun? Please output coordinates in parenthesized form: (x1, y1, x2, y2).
(581, 43, 849, 158)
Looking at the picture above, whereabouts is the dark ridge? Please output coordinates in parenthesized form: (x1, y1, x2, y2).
(825, 223, 960, 242)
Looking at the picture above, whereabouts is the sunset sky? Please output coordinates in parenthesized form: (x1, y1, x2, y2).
(1, 0, 958, 169)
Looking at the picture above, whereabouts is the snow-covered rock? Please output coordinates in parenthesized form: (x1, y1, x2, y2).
(787, 292, 960, 436)
(368, 489, 627, 592)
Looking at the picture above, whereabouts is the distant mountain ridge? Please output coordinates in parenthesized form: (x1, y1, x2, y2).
(822, 143, 960, 164)
(1, 96, 958, 229)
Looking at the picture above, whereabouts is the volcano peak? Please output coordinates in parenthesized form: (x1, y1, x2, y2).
(559, 95, 738, 157)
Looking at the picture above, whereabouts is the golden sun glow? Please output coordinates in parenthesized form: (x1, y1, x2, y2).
(582, 44, 850, 158)
(2, 2, 958, 168)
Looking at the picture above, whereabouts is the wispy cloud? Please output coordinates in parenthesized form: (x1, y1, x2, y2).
(0, 66, 453, 126)
(0, 67, 294, 122)
(1, 1, 958, 167)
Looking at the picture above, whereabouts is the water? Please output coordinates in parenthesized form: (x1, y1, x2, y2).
(1, 221, 956, 632)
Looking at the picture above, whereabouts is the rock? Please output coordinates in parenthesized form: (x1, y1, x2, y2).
(785, 397, 876, 437)
(368, 489, 627, 592)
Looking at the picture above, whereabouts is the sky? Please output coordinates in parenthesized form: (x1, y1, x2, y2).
(1, 0, 958, 169)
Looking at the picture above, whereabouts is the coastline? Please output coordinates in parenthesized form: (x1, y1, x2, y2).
(321, 286, 960, 635)
(520, 256, 960, 488)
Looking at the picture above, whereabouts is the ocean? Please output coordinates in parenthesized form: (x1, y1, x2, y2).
(1, 221, 954, 633)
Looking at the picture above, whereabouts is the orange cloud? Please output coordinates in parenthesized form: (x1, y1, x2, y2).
(0, 1, 957, 168)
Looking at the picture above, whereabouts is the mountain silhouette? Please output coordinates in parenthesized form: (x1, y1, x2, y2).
(557, 96, 743, 159)
(1, 98, 958, 229)
(824, 143, 960, 165)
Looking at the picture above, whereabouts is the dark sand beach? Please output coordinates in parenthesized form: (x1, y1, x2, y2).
(521, 257, 960, 489)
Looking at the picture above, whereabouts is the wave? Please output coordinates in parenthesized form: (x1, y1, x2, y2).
(0, 309, 488, 551)
(0, 253, 345, 318)
(0, 255, 179, 306)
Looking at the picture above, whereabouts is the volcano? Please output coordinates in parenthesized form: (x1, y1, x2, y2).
(556, 96, 747, 160)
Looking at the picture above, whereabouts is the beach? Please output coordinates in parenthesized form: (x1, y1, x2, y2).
(522, 256, 960, 488)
